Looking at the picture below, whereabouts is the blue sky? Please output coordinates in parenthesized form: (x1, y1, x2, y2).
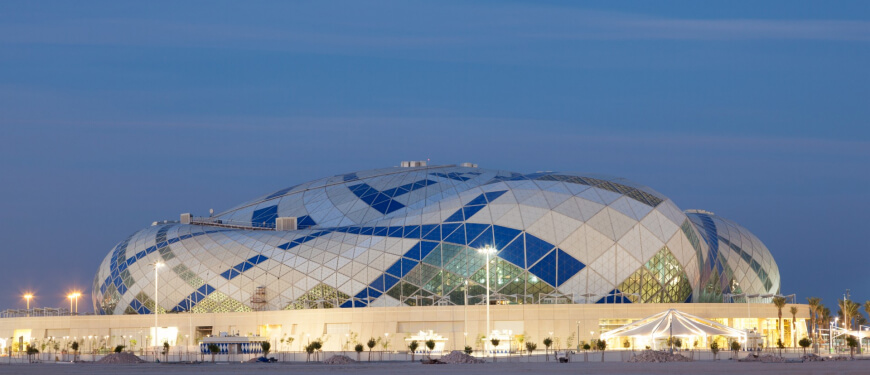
(0, 1, 868, 314)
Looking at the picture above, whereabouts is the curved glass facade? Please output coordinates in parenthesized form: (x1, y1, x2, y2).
(93, 164, 780, 314)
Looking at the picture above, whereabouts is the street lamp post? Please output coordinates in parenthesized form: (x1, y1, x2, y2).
(150, 262, 164, 347)
(476, 245, 497, 360)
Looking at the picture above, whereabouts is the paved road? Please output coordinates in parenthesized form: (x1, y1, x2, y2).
(0, 360, 868, 375)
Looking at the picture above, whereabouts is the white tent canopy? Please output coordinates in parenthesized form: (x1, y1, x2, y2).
(600, 309, 746, 340)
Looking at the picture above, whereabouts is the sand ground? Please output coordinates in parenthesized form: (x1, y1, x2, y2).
(0, 360, 868, 375)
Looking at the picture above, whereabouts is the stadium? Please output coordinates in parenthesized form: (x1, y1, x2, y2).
(2, 162, 806, 353)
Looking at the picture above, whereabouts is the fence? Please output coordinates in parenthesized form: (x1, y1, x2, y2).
(1, 347, 866, 364)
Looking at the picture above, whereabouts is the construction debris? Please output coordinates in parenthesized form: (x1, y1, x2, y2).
(323, 355, 356, 364)
(437, 351, 485, 364)
(739, 354, 785, 363)
(628, 350, 692, 363)
(96, 353, 146, 364)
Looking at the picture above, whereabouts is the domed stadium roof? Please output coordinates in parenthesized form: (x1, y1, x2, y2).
(93, 164, 779, 315)
(685, 210, 780, 302)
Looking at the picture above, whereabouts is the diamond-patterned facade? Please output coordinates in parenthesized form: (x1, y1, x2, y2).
(93, 165, 779, 315)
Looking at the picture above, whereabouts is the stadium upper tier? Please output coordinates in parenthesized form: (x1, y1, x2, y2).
(93, 164, 779, 315)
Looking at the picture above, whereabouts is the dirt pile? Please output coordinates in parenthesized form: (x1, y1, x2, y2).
(324, 355, 356, 365)
(628, 350, 692, 363)
(439, 351, 485, 364)
(739, 354, 785, 363)
(97, 353, 146, 364)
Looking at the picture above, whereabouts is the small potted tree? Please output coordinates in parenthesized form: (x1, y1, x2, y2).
(366, 338, 376, 362)
(490, 338, 500, 362)
(798, 338, 811, 356)
(71, 341, 79, 362)
(424, 339, 435, 360)
(596, 339, 607, 362)
(730, 341, 741, 360)
(207, 343, 220, 363)
(311, 340, 323, 361)
(710, 342, 719, 360)
(583, 343, 591, 362)
(408, 340, 419, 362)
(542, 337, 552, 362)
(25, 345, 39, 364)
(846, 336, 858, 358)
(354, 343, 364, 361)
(261, 341, 271, 360)
(525, 342, 536, 362)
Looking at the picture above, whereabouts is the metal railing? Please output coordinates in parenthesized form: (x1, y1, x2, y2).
(0, 308, 77, 318)
(188, 217, 276, 231)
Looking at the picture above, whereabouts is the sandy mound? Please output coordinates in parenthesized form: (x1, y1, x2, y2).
(97, 352, 146, 364)
(739, 354, 785, 363)
(324, 355, 356, 364)
(628, 350, 692, 363)
(439, 351, 484, 364)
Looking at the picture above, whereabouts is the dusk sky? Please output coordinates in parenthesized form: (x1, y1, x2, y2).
(1, 1, 868, 314)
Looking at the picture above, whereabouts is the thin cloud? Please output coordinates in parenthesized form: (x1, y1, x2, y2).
(0, 3, 867, 52)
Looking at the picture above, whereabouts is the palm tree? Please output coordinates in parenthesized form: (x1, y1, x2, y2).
(818, 305, 831, 347)
(843, 300, 860, 330)
(807, 297, 821, 351)
(772, 296, 787, 344)
(790, 306, 798, 348)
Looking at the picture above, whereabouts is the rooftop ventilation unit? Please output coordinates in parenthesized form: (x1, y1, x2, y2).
(400, 160, 427, 168)
(276, 217, 298, 231)
(460, 162, 478, 168)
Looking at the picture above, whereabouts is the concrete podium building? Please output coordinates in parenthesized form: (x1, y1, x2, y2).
(1, 163, 807, 354)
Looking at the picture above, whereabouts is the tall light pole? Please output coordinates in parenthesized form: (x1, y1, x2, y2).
(23, 294, 33, 316)
(67, 294, 74, 315)
(71, 292, 81, 314)
(150, 261, 164, 347)
(844, 290, 850, 330)
(477, 245, 497, 359)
